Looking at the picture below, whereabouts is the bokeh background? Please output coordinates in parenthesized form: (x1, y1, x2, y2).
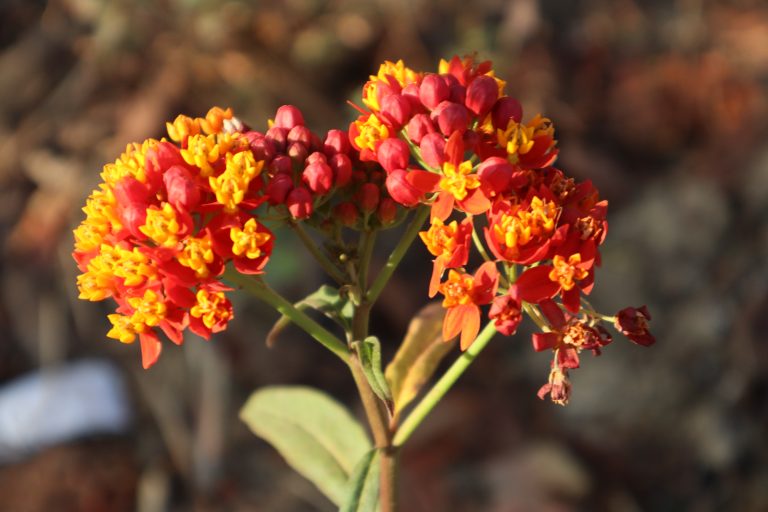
(1, 0, 767, 510)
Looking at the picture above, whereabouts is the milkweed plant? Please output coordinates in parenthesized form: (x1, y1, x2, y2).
(73, 55, 655, 511)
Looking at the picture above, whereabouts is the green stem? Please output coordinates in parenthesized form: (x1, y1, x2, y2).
(357, 230, 377, 292)
(393, 322, 497, 446)
(289, 221, 347, 285)
(367, 206, 430, 304)
(223, 269, 349, 361)
(523, 302, 548, 331)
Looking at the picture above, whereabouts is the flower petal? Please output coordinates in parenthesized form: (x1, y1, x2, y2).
(515, 265, 559, 303)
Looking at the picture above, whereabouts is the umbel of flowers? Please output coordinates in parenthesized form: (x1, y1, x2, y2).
(74, 55, 654, 407)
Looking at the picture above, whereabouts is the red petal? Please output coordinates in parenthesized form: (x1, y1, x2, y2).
(515, 266, 559, 303)
(442, 306, 463, 342)
(445, 130, 464, 165)
(562, 287, 580, 314)
(472, 261, 500, 304)
(532, 332, 559, 351)
(539, 298, 566, 328)
(405, 169, 441, 193)
(457, 188, 491, 215)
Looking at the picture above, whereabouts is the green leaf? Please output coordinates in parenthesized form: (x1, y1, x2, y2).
(265, 285, 353, 347)
(355, 336, 392, 409)
(240, 386, 371, 505)
(385, 302, 455, 417)
(340, 449, 380, 512)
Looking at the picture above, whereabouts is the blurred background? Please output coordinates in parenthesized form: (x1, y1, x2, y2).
(1, 0, 767, 510)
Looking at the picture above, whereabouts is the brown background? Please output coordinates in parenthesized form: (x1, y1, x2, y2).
(1, 0, 767, 510)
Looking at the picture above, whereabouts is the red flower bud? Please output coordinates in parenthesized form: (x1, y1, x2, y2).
(302, 161, 333, 195)
(306, 151, 327, 166)
(376, 137, 410, 173)
(114, 176, 152, 207)
(442, 73, 466, 104)
(273, 105, 305, 130)
(406, 114, 436, 145)
(492, 97, 523, 130)
(357, 182, 380, 213)
(323, 129, 350, 156)
(329, 153, 352, 188)
(244, 131, 276, 162)
(266, 173, 293, 205)
(266, 126, 288, 153)
(477, 156, 513, 196)
(286, 186, 313, 219)
(431, 101, 470, 136)
(163, 165, 201, 212)
(419, 133, 447, 168)
(269, 155, 292, 175)
(287, 125, 312, 147)
(380, 94, 412, 129)
(377, 197, 397, 225)
(465, 75, 499, 117)
(119, 204, 148, 239)
(385, 169, 422, 207)
(419, 74, 449, 110)
(334, 202, 359, 227)
(287, 141, 309, 164)
(402, 83, 424, 113)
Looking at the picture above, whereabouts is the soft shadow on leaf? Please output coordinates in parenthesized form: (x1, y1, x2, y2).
(240, 386, 371, 505)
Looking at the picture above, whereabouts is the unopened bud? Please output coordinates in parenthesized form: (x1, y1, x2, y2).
(334, 202, 359, 227)
(406, 114, 436, 145)
(273, 105, 305, 130)
(323, 129, 350, 156)
(377, 197, 398, 225)
(286, 186, 313, 219)
(287, 125, 312, 147)
(269, 155, 292, 176)
(266, 126, 288, 153)
(419, 133, 447, 168)
(287, 141, 309, 164)
(329, 154, 352, 188)
(442, 73, 466, 104)
(306, 151, 327, 166)
(302, 161, 333, 195)
(266, 173, 293, 205)
(163, 166, 201, 211)
(432, 101, 470, 136)
(477, 156, 513, 196)
(385, 169, 422, 207)
(245, 132, 276, 162)
(376, 138, 410, 173)
(492, 97, 523, 130)
(380, 94, 412, 129)
(465, 75, 499, 117)
(357, 182, 380, 213)
(419, 74, 450, 110)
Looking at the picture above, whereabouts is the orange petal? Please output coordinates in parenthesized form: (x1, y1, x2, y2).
(442, 305, 464, 342)
(405, 169, 441, 193)
(429, 256, 446, 298)
(431, 191, 454, 221)
(458, 188, 491, 215)
(139, 332, 162, 369)
(459, 305, 481, 351)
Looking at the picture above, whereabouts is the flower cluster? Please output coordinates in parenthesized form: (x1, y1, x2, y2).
(74, 107, 272, 368)
(74, 54, 654, 403)
(348, 55, 655, 404)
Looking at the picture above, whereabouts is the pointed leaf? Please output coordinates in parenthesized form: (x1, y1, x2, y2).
(340, 449, 381, 512)
(355, 336, 392, 409)
(385, 303, 456, 417)
(240, 386, 371, 505)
